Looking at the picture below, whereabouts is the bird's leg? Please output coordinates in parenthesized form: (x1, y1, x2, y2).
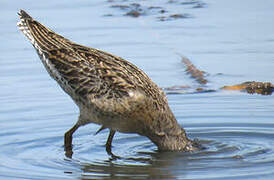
(106, 129, 119, 159)
(64, 124, 79, 158)
(106, 129, 115, 154)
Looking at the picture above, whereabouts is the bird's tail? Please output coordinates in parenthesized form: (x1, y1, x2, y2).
(17, 9, 72, 52)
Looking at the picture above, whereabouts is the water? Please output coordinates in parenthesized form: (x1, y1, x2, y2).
(1, 0, 274, 179)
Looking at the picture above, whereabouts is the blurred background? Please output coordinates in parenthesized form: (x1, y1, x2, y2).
(1, 0, 274, 179)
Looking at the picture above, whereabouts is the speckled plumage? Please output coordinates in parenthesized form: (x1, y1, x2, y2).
(17, 10, 197, 157)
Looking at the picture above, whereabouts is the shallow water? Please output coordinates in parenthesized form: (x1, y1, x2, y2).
(1, 0, 274, 179)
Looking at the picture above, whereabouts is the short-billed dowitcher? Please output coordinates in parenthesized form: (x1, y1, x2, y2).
(17, 10, 198, 157)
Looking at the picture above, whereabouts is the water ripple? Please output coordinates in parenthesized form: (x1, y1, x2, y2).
(1, 123, 274, 179)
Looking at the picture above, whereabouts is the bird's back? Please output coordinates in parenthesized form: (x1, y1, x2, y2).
(18, 11, 160, 99)
(17, 10, 198, 151)
(17, 10, 179, 132)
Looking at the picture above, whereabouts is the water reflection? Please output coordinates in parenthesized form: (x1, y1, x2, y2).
(59, 123, 274, 179)
(78, 152, 186, 179)
(1, 0, 274, 179)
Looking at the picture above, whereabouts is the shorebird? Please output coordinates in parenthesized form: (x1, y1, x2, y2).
(17, 10, 198, 157)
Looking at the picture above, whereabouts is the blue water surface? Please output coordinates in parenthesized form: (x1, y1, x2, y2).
(1, 0, 274, 179)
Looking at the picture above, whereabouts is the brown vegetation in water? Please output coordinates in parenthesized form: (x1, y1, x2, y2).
(222, 82, 274, 95)
(165, 56, 274, 96)
(181, 56, 208, 85)
(107, 0, 202, 21)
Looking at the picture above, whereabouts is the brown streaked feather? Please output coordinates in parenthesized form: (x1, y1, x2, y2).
(17, 10, 197, 152)
(18, 13, 65, 51)
(17, 10, 166, 108)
